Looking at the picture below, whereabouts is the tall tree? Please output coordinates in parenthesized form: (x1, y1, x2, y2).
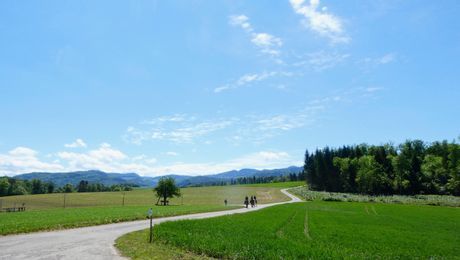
(0, 178, 9, 196)
(154, 177, 181, 206)
(31, 179, 44, 194)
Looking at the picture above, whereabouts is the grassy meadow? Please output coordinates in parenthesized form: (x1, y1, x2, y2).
(0, 183, 296, 210)
(0, 182, 297, 235)
(117, 201, 460, 259)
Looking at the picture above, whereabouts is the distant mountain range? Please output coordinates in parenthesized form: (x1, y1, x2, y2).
(13, 166, 303, 188)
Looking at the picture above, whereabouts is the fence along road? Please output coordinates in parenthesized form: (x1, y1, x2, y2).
(0, 189, 301, 260)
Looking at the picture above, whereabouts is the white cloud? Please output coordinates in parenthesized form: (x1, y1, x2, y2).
(214, 86, 230, 93)
(55, 143, 159, 174)
(166, 152, 179, 156)
(0, 144, 301, 177)
(0, 147, 64, 175)
(229, 14, 282, 57)
(57, 143, 127, 171)
(378, 53, 396, 64)
(229, 15, 252, 32)
(251, 33, 283, 56)
(132, 154, 147, 161)
(290, 0, 350, 44)
(64, 138, 87, 148)
(143, 151, 301, 176)
(145, 158, 158, 164)
(8, 147, 37, 157)
(365, 87, 384, 93)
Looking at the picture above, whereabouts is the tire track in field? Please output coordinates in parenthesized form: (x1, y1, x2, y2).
(259, 191, 273, 201)
(371, 205, 378, 216)
(364, 205, 378, 216)
(275, 210, 299, 238)
(303, 209, 311, 240)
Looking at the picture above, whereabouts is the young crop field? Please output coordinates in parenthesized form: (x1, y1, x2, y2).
(0, 183, 297, 235)
(117, 201, 460, 259)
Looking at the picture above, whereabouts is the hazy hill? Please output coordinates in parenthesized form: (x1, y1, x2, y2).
(14, 170, 156, 187)
(13, 166, 302, 187)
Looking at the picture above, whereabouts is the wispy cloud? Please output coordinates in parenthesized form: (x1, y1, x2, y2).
(361, 53, 397, 66)
(364, 87, 384, 93)
(125, 87, 384, 147)
(293, 51, 350, 71)
(229, 14, 283, 57)
(64, 138, 87, 148)
(215, 71, 276, 93)
(124, 116, 236, 145)
(214, 71, 294, 93)
(124, 108, 319, 147)
(290, 0, 350, 44)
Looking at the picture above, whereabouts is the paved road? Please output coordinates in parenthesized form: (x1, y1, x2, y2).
(0, 189, 301, 260)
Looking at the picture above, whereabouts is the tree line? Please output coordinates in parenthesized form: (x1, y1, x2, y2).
(304, 139, 460, 196)
(188, 173, 306, 187)
(0, 177, 135, 197)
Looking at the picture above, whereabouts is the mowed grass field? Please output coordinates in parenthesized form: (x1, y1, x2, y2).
(0, 182, 299, 235)
(117, 201, 460, 259)
(0, 182, 301, 210)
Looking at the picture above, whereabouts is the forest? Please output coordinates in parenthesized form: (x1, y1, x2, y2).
(0, 177, 134, 197)
(304, 139, 460, 196)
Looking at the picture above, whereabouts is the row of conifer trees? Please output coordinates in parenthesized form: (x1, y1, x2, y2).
(304, 140, 460, 195)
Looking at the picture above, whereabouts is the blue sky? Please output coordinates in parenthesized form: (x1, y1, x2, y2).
(1, 0, 459, 176)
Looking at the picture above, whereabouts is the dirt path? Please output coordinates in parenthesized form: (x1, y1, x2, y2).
(0, 188, 301, 260)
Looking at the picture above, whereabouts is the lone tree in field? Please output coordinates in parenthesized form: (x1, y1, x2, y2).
(154, 177, 181, 206)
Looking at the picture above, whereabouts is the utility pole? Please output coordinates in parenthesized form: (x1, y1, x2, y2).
(63, 193, 67, 208)
(122, 192, 125, 206)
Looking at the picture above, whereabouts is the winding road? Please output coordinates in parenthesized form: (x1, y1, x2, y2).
(0, 189, 301, 260)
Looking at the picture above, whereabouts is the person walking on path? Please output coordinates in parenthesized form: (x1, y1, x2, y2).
(254, 195, 257, 207)
(244, 196, 249, 208)
(250, 196, 255, 208)
(224, 199, 228, 206)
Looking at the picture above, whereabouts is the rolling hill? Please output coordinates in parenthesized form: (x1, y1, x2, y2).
(12, 166, 303, 187)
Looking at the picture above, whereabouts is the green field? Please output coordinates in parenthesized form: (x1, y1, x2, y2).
(0, 183, 297, 235)
(0, 184, 295, 210)
(117, 201, 460, 259)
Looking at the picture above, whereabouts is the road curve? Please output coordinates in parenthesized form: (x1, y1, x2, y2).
(0, 188, 301, 260)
